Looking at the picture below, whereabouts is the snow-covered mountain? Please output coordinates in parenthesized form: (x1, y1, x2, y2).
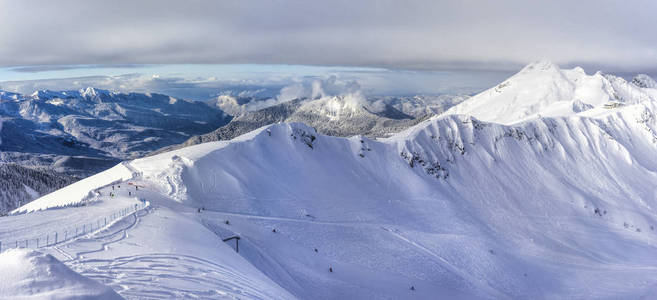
(0, 88, 231, 212)
(7, 62, 657, 299)
(156, 93, 467, 154)
(633, 74, 657, 89)
(445, 61, 657, 125)
(212, 92, 468, 120)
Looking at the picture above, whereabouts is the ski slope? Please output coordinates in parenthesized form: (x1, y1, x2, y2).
(4, 62, 657, 299)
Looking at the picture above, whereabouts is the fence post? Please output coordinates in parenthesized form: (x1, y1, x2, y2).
(55, 232, 58, 244)
(76, 227, 78, 237)
(65, 230, 68, 241)
(46, 234, 49, 246)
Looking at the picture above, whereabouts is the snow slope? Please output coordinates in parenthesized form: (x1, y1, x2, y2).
(7, 63, 657, 299)
(445, 61, 657, 124)
(0, 249, 121, 299)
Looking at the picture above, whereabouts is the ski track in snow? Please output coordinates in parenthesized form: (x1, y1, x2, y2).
(47, 204, 284, 300)
(381, 226, 509, 299)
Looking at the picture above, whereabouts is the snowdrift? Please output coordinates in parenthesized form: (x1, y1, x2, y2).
(0, 249, 121, 299)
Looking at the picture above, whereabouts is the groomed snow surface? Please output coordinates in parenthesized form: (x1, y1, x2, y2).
(3, 62, 657, 299)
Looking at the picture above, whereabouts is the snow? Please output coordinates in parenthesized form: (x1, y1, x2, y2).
(22, 184, 39, 199)
(0, 249, 121, 299)
(12, 163, 135, 214)
(0, 90, 21, 101)
(633, 74, 657, 89)
(4, 62, 657, 298)
(444, 61, 656, 125)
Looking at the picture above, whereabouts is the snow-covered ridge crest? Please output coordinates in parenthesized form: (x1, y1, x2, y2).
(445, 61, 657, 125)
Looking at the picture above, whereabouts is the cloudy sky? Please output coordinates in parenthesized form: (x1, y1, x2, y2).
(1, 0, 655, 98)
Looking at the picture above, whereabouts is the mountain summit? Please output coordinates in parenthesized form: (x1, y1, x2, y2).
(445, 61, 657, 124)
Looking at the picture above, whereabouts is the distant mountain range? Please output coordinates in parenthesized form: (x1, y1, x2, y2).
(0, 87, 231, 212)
(155, 93, 468, 154)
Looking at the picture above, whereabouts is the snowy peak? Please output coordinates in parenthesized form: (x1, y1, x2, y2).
(518, 60, 562, 74)
(30, 89, 81, 100)
(0, 90, 22, 101)
(299, 94, 370, 119)
(632, 74, 657, 89)
(79, 87, 109, 98)
(444, 61, 655, 124)
(28, 88, 113, 101)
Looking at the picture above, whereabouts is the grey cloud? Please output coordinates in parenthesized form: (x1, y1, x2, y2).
(9, 64, 148, 73)
(2, 1, 656, 72)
